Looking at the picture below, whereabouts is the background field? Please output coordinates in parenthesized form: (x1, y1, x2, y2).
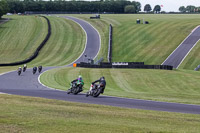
(67, 14, 200, 70)
(41, 67, 200, 105)
(0, 94, 200, 133)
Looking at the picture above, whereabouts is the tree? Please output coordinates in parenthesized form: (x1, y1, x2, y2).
(179, 6, 186, 13)
(132, 1, 141, 13)
(186, 5, 195, 13)
(124, 5, 136, 13)
(0, 0, 8, 18)
(153, 5, 161, 13)
(144, 4, 151, 12)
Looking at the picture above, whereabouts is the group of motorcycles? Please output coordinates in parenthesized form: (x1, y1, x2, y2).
(18, 65, 103, 98)
(67, 82, 104, 98)
(32, 66, 42, 74)
(17, 65, 42, 76)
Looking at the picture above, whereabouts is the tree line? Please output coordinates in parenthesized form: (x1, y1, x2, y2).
(179, 5, 200, 13)
(143, 4, 161, 13)
(0, 0, 8, 18)
(1, 0, 141, 14)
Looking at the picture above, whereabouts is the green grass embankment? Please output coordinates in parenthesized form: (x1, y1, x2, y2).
(0, 94, 199, 133)
(68, 14, 200, 68)
(0, 15, 85, 67)
(0, 67, 16, 74)
(179, 41, 200, 70)
(0, 15, 47, 64)
(62, 14, 109, 62)
(41, 67, 200, 105)
(29, 16, 85, 67)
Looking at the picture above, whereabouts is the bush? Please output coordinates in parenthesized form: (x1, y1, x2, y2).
(124, 5, 136, 13)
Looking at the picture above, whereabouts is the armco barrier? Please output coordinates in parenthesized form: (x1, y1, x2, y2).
(76, 62, 173, 70)
(0, 16, 51, 66)
(108, 24, 112, 63)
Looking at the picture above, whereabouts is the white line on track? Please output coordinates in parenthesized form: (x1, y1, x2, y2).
(177, 38, 200, 69)
(161, 25, 200, 68)
(65, 16, 101, 61)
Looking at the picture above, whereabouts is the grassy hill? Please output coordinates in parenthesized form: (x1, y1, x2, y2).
(0, 15, 47, 64)
(179, 41, 200, 70)
(40, 67, 200, 105)
(0, 15, 85, 67)
(29, 16, 85, 66)
(67, 14, 200, 69)
(0, 94, 199, 133)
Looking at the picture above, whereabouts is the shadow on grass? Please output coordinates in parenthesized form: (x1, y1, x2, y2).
(0, 18, 14, 28)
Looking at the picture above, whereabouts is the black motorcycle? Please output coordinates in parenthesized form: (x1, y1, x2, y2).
(38, 66, 42, 73)
(67, 82, 83, 95)
(18, 70, 21, 76)
(23, 66, 27, 72)
(86, 84, 103, 97)
(33, 67, 37, 74)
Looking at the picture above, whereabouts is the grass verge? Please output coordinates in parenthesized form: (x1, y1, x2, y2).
(41, 67, 200, 105)
(0, 94, 199, 133)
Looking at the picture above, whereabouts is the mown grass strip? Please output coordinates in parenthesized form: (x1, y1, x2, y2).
(0, 16, 51, 66)
(28, 16, 86, 67)
(41, 67, 200, 105)
(0, 15, 85, 67)
(66, 14, 200, 68)
(0, 94, 200, 133)
(0, 15, 47, 64)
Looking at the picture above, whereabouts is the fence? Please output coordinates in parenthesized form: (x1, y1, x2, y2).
(76, 62, 173, 70)
(108, 24, 112, 63)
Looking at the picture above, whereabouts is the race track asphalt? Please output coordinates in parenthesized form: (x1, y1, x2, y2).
(162, 26, 200, 68)
(0, 16, 200, 115)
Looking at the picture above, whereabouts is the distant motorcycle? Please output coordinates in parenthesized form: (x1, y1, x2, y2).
(86, 84, 103, 97)
(17, 67, 22, 76)
(33, 67, 37, 74)
(18, 70, 21, 76)
(23, 66, 27, 72)
(38, 66, 42, 73)
(67, 82, 83, 95)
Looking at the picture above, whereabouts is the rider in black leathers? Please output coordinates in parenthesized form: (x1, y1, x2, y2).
(91, 76, 106, 94)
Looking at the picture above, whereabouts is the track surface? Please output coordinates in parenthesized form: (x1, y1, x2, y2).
(162, 26, 200, 68)
(0, 17, 200, 115)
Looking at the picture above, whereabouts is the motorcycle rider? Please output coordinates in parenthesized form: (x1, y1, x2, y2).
(68, 75, 84, 92)
(23, 64, 27, 72)
(90, 76, 106, 94)
(18, 67, 22, 75)
(38, 66, 42, 73)
(33, 66, 37, 74)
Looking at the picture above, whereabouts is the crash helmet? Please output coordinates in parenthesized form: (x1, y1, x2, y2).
(78, 75, 82, 80)
(24, 64, 27, 67)
(100, 76, 105, 80)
